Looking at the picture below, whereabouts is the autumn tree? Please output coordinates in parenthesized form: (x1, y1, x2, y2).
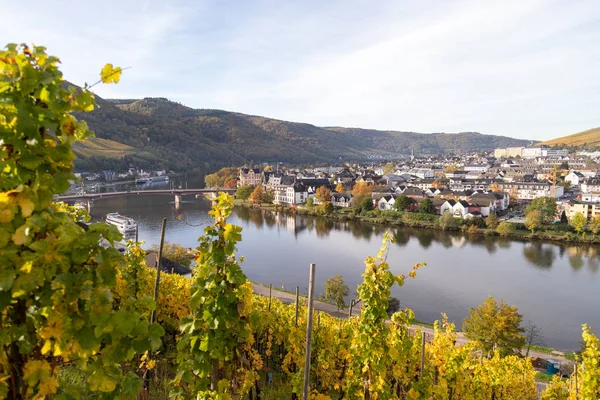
(316, 185, 331, 203)
(335, 182, 345, 193)
(235, 185, 253, 201)
(525, 210, 543, 233)
(323, 275, 349, 311)
(418, 197, 435, 214)
(590, 214, 600, 234)
(150, 242, 194, 269)
(351, 181, 373, 211)
(431, 179, 444, 189)
(525, 197, 557, 225)
(463, 297, 526, 357)
(249, 185, 264, 204)
(571, 212, 587, 234)
(486, 213, 499, 229)
(489, 182, 502, 192)
(262, 188, 274, 204)
(394, 195, 411, 212)
(204, 167, 239, 188)
(383, 163, 395, 175)
(439, 211, 459, 230)
(444, 164, 458, 174)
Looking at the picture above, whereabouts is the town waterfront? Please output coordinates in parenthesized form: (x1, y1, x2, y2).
(89, 194, 600, 351)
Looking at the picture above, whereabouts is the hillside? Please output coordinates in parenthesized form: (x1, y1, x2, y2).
(72, 137, 138, 158)
(73, 92, 531, 173)
(540, 127, 600, 148)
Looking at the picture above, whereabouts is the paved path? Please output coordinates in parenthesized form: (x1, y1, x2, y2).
(251, 282, 573, 366)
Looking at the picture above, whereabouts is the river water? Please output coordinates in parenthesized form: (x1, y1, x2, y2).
(88, 194, 600, 351)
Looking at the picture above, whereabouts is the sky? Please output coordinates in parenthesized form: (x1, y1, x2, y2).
(1, 0, 599, 140)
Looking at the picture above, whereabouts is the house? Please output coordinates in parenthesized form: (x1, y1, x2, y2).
(564, 171, 585, 187)
(239, 167, 263, 187)
(377, 195, 396, 211)
(331, 193, 351, 208)
(274, 183, 308, 206)
(581, 193, 600, 203)
(468, 198, 494, 217)
(440, 200, 471, 218)
(581, 178, 600, 194)
(471, 192, 510, 212)
(402, 187, 426, 199)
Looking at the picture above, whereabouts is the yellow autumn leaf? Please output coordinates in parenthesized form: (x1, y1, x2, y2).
(38, 377, 59, 396)
(12, 224, 30, 245)
(17, 194, 34, 217)
(100, 63, 122, 84)
(23, 360, 51, 385)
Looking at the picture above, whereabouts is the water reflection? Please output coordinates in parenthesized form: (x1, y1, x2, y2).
(234, 207, 599, 275)
(522, 243, 555, 269)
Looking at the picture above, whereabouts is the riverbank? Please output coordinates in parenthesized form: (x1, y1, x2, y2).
(233, 200, 600, 245)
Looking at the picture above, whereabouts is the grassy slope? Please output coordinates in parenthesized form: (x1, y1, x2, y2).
(540, 127, 600, 147)
(72, 137, 137, 158)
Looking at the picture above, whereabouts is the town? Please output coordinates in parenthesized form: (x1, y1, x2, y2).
(233, 145, 600, 227)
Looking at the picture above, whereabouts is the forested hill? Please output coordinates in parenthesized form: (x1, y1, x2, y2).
(73, 94, 531, 172)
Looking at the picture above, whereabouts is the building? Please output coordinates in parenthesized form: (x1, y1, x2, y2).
(499, 182, 564, 199)
(407, 168, 434, 179)
(566, 202, 600, 220)
(239, 167, 263, 187)
(494, 147, 524, 158)
(464, 163, 490, 173)
(331, 193, 351, 208)
(564, 171, 585, 187)
(581, 178, 600, 194)
(274, 183, 307, 206)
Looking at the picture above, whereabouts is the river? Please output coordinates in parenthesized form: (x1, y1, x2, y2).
(88, 194, 600, 351)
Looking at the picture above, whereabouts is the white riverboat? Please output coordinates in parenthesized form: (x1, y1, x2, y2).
(105, 212, 137, 234)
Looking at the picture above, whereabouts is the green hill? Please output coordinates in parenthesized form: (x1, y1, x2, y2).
(540, 127, 600, 148)
(73, 93, 531, 173)
(72, 137, 137, 158)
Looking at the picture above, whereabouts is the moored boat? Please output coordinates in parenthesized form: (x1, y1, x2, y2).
(105, 212, 137, 234)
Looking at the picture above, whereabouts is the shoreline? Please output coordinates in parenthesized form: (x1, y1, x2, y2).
(233, 200, 600, 245)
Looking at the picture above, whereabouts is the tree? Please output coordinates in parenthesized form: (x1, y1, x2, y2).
(489, 182, 502, 192)
(354, 195, 374, 212)
(486, 213, 499, 229)
(439, 211, 458, 230)
(335, 182, 345, 193)
(0, 45, 163, 398)
(394, 195, 411, 212)
(320, 201, 334, 215)
(463, 297, 526, 357)
(431, 179, 444, 189)
(235, 185, 253, 201)
(590, 214, 600, 234)
(560, 211, 569, 224)
(387, 297, 401, 316)
(249, 185, 264, 204)
(383, 163, 395, 175)
(150, 242, 194, 269)
(306, 196, 315, 208)
(316, 185, 331, 203)
(204, 167, 239, 188)
(571, 212, 587, 234)
(525, 210, 543, 233)
(418, 198, 435, 214)
(261, 188, 274, 204)
(525, 197, 557, 226)
(524, 321, 545, 357)
(352, 181, 372, 196)
(324, 275, 349, 311)
(444, 164, 458, 173)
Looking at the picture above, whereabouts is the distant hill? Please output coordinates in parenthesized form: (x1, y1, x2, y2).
(539, 127, 600, 148)
(72, 137, 138, 158)
(72, 92, 531, 173)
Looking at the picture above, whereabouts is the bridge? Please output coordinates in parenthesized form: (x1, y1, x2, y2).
(56, 188, 236, 211)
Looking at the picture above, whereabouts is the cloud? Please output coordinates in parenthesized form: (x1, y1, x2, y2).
(1, 0, 599, 140)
